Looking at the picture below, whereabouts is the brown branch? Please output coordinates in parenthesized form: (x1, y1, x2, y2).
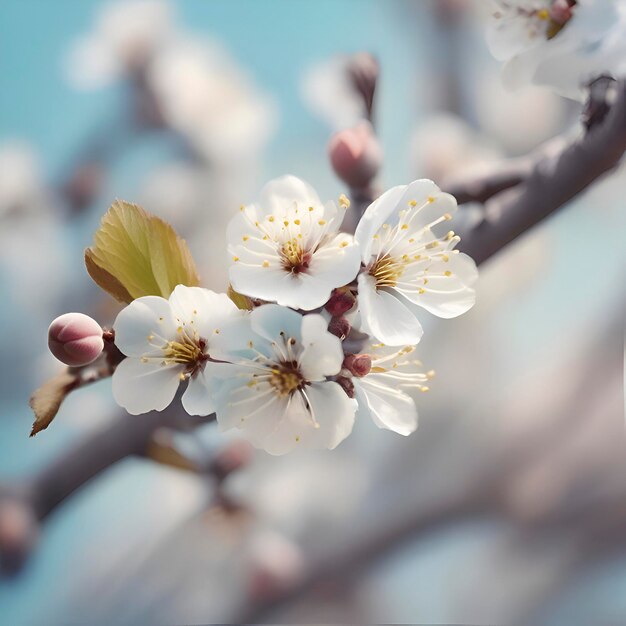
(0, 405, 214, 574)
(444, 158, 532, 205)
(456, 78, 626, 265)
(238, 309, 624, 623)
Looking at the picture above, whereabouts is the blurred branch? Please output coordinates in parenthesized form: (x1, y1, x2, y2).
(454, 77, 626, 264)
(0, 405, 214, 574)
(239, 309, 624, 622)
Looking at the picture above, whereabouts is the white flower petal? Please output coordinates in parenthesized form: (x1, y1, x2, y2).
(210, 316, 278, 367)
(300, 382, 357, 450)
(257, 382, 356, 455)
(230, 263, 294, 303)
(259, 175, 322, 215)
(357, 273, 424, 346)
(181, 365, 217, 416)
(112, 357, 180, 415)
(299, 314, 344, 381)
(355, 179, 442, 262)
(250, 304, 304, 344)
(215, 376, 287, 438)
(355, 379, 418, 436)
(404, 287, 476, 320)
(169, 285, 239, 340)
(113, 296, 176, 357)
(306, 234, 362, 288)
(396, 252, 477, 318)
(229, 236, 360, 312)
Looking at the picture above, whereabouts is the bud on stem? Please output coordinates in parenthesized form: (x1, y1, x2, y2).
(48, 313, 104, 367)
(325, 287, 356, 317)
(342, 353, 372, 377)
(328, 121, 382, 190)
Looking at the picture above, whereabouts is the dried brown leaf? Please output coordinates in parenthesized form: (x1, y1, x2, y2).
(29, 370, 79, 437)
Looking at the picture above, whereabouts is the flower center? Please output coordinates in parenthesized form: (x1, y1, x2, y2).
(161, 330, 208, 375)
(269, 360, 304, 397)
(369, 254, 405, 288)
(280, 238, 311, 273)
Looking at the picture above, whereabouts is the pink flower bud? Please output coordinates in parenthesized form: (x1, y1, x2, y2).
(325, 287, 356, 317)
(48, 313, 104, 367)
(210, 440, 253, 481)
(328, 316, 351, 340)
(0, 499, 38, 575)
(328, 121, 382, 189)
(343, 353, 372, 377)
(549, 0, 574, 24)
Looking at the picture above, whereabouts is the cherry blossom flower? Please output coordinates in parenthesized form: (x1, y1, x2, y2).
(486, 0, 626, 99)
(227, 176, 362, 311)
(112, 285, 240, 415)
(147, 38, 276, 163)
(210, 304, 357, 455)
(354, 179, 478, 346)
(64, 0, 174, 90)
(350, 343, 434, 437)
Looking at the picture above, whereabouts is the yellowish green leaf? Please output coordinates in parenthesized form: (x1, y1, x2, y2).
(85, 199, 200, 303)
(227, 284, 254, 310)
(29, 370, 79, 437)
(147, 432, 199, 472)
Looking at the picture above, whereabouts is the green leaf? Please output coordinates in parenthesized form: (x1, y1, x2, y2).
(85, 200, 200, 303)
(29, 370, 79, 437)
(227, 284, 254, 310)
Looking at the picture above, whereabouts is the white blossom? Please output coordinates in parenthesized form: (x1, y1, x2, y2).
(112, 285, 240, 415)
(486, 0, 626, 99)
(300, 55, 369, 129)
(64, 0, 174, 90)
(354, 179, 478, 346)
(147, 38, 276, 163)
(227, 176, 362, 311)
(210, 304, 357, 455)
(353, 343, 433, 437)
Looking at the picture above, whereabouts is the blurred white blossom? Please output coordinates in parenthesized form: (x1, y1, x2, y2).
(473, 72, 568, 154)
(0, 143, 69, 318)
(64, 0, 174, 89)
(411, 114, 502, 183)
(486, 0, 626, 99)
(0, 142, 45, 218)
(147, 38, 276, 163)
(301, 55, 368, 129)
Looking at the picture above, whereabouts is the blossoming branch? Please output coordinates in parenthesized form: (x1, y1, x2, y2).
(32, 176, 477, 455)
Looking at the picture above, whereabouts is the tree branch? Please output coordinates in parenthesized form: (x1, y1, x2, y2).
(456, 79, 626, 265)
(0, 405, 214, 573)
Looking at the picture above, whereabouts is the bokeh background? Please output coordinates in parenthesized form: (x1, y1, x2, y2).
(0, 1, 625, 624)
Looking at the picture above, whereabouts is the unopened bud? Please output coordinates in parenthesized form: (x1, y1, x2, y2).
(343, 353, 372, 377)
(210, 440, 253, 481)
(248, 530, 305, 601)
(549, 0, 574, 24)
(335, 375, 355, 398)
(0, 499, 38, 575)
(48, 313, 104, 367)
(347, 52, 379, 95)
(325, 287, 356, 317)
(328, 121, 382, 189)
(328, 316, 351, 340)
